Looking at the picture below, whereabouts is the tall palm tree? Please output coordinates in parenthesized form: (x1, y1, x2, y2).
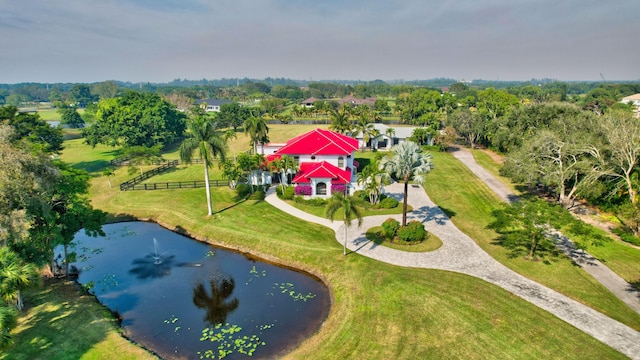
(380, 141, 434, 226)
(354, 114, 375, 151)
(180, 117, 228, 216)
(243, 115, 269, 154)
(325, 193, 364, 256)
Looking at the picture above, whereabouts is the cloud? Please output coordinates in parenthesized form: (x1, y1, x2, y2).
(0, 0, 637, 83)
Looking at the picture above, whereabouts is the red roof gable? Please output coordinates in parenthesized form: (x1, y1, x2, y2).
(275, 129, 358, 156)
(292, 161, 352, 184)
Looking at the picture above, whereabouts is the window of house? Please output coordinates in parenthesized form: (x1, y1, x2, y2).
(316, 182, 327, 195)
(338, 156, 344, 168)
(311, 155, 316, 160)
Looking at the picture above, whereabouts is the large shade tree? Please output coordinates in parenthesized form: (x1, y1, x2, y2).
(381, 141, 434, 226)
(83, 90, 186, 148)
(180, 117, 228, 216)
(325, 193, 364, 256)
(0, 106, 64, 153)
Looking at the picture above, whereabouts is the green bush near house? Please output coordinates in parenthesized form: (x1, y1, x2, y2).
(378, 196, 399, 209)
(397, 220, 428, 242)
(382, 218, 400, 240)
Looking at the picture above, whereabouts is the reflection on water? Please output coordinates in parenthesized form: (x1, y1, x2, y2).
(129, 253, 176, 279)
(193, 277, 239, 326)
(64, 222, 330, 360)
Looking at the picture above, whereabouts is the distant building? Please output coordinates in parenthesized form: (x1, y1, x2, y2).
(301, 97, 319, 108)
(621, 94, 640, 118)
(337, 95, 377, 107)
(351, 124, 419, 150)
(195, 99, 232, 112)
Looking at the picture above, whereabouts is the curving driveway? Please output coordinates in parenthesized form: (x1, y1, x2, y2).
(266, 179, 640, 359)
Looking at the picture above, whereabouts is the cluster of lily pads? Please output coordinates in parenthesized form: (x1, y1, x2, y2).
(197, 323, 268, 359)
(274, 282, 316, 302)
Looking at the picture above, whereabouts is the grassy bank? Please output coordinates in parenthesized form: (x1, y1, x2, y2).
(3, 280, 156, 360)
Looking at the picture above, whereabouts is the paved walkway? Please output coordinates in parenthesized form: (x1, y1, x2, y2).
(451, 147, 640, 314)
(266, 183, 640, 359)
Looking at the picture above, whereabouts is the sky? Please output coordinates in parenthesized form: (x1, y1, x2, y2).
(1, 0, 638, 84)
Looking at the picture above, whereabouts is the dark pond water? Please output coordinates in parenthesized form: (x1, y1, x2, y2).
(65, 222, 330, 359)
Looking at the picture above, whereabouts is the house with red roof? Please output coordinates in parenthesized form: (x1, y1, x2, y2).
(261, 129, 359, 198)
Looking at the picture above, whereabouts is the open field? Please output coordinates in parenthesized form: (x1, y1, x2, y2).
(7, 125, 639, 359)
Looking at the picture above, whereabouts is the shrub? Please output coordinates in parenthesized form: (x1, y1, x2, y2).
(378, 197, 399, 209)
(353, 190, 369, 202)
(309, 197, 328, 207)
(397, 221, 427, 243)
(235, 183, 252, 198)
(295, 185, 312, 196)
(381, 218, 400, 240)
(612, 227, 640, 246)
(331, 184, 347, 195)
(282, 186, 295, 200)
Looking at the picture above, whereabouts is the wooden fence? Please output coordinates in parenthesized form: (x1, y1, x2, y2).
(124, 179, 230, 191)
(111, 157, 207, 166)
(119, 160, 179, 191)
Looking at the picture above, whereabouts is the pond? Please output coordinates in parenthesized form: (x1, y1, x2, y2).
(64, 222, 330, 359)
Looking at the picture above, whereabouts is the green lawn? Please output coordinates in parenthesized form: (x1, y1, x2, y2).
(4, 280, 156, 360)
(8, 127, 638, 359)
(469, 148, 521, 193)
(426, 150, 640, 331)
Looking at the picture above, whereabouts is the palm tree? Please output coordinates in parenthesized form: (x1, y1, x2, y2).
(354, 114, 375, 151)
(0, 247, 39, 312)
(325, 193, 364, 256)
(0, 305, 17, 349)
(192, 277, 239, 326)
(328, 108, 352, 135)
(357, 159, 389, 205)
(180, 117, 228, 216)
(244, 115, 269, 154)
(380, 141, 434, 226)
(280, 154, 297, 187)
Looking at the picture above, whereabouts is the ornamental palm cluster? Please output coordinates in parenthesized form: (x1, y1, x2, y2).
(380, 141, 434, 226)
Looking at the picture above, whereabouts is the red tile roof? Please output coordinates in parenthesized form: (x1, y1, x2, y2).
(275, 129, 358, 156)
(293, 161, 352, 184)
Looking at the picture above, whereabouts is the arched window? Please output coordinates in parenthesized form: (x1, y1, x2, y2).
(316, 182, 327, 196)
(338, 156, 344, 168)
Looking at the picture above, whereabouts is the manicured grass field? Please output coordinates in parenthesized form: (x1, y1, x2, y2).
(8, 127, 637, 359)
